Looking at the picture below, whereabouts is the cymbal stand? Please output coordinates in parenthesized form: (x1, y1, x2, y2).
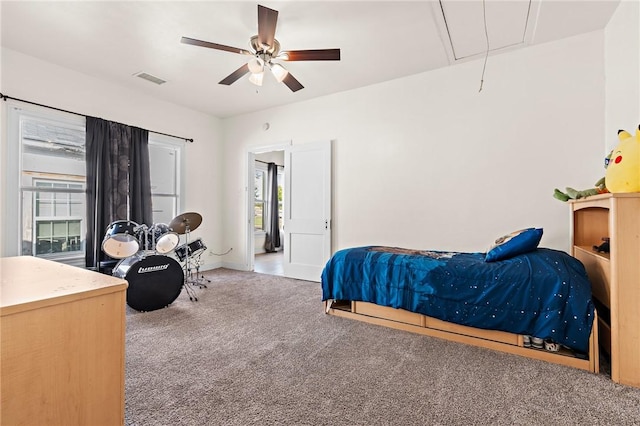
(181, 225, 199, 302)
(187, 252, 210, 289)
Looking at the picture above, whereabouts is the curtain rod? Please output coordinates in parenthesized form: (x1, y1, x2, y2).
(0, 92, 194, 143)
(255, 159, 284, 168)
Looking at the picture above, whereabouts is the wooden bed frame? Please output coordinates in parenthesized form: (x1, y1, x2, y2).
(325, 299, 599, 373)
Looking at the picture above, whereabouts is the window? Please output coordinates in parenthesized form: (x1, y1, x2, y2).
(32, 180, 84, 255)
(254, 164, 266, 231)
(149, 136, 183, 225)
(16, 111, 87, 264)
(254, 162, 284, 232)
(277, 172, 284, 229)
(5, 104, 185, 265)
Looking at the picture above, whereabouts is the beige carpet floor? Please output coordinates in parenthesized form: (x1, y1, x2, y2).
(125, 268, 640, 425)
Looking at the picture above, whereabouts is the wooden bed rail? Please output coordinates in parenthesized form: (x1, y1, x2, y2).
(325, 300, 599, 373)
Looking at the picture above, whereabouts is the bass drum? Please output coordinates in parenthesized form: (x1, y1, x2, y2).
(113, 254, 184, 312)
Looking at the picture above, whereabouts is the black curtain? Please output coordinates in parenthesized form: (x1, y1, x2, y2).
(129, 129, 153, 225)
(264, 162, 281, 252)
(85, 117, 152, 269)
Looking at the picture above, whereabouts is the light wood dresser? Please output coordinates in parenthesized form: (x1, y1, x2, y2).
(570, 193, 640, 387)
(1, 256, 128, 425)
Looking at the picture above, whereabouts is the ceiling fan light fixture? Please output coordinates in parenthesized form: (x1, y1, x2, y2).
(247, 57, 264, 74)
(269, 63, 289, 83)
(249, 72, 264, 86)
(181, 5, 340, 92)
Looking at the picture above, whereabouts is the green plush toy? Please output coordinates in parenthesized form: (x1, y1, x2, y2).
(553, 177, 608, 202)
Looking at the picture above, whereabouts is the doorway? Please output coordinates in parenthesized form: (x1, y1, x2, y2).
(246, 140, 332, 282)
(252, 149, 285, 276)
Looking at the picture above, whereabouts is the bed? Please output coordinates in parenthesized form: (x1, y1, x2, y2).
(321, 241, 599, 372)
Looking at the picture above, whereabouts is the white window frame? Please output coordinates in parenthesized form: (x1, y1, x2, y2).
(254, 162, 268, 233)
(276, 171, 284, 230)
(4, 103, 87, 260)
(148, 133, 185, 225)
(31, 179, 85, 258)
(254, 162, 284, 233)
(3, 103, 186, 263)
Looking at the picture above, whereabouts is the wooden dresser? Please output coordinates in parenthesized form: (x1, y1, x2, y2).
(1, 256, 128, 425)
(570, 193, 640, 387)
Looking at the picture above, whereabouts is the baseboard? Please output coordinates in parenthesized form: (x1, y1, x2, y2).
(194, 261, 251, 272)
(199, 260, 223, 271)
(221, 261, 251, 271)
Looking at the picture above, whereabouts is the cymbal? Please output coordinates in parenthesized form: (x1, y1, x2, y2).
(169, 212, 202, 234)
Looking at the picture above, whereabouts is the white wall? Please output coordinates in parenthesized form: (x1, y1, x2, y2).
(255, 151, 285, 166)
(221, 31, 607, 269)
(0, 47, 224, 269)
(605, 0, 640, 151)
(5, 18, 633, 273)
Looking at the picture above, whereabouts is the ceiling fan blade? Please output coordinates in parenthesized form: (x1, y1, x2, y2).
(181, 36, 252, 56)
(257, 5, 278, 49)
(219, 63, 251, 86)
(282, 72, 304, 92)
(280, 49, 341, 61)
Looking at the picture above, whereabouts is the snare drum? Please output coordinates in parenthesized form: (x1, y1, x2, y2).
(175, 238, 207, 261)
(102, 220, 140, 259)
(149, 223, 179, 254)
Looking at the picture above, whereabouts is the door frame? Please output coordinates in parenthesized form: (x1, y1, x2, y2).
(245, 141, 291, 272)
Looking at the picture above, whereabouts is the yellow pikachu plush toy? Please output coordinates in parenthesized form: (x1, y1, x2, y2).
(605, 125, 640, 193)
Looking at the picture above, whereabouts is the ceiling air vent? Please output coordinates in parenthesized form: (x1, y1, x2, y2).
(133, 72, 167, 85)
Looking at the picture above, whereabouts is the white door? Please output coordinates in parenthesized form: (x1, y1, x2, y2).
(283, 140, 332, 282)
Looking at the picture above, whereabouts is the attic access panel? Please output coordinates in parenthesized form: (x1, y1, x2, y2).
(439, 0, 533, 60)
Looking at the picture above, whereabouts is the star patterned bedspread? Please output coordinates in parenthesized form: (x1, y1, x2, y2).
(321, 246, 594, 353)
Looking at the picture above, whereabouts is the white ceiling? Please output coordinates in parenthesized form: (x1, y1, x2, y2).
(0, 1, 620, 118)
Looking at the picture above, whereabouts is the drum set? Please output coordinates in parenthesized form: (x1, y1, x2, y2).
(101, 212, 209, 311)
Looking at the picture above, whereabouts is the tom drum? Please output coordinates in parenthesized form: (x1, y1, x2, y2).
(175, 238, 207, 262)
(149, 223, 179, 254)
(102, 220, 140, 259)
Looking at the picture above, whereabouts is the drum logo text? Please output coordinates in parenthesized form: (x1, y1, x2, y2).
(138, 264, 170, 274)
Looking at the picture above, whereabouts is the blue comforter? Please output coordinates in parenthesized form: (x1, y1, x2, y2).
(321, 246, 594, 353)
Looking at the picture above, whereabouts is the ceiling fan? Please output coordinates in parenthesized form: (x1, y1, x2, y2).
(181, 4, 340, 92)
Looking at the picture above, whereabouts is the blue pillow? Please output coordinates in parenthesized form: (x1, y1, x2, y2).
(485, 228, 543, 262)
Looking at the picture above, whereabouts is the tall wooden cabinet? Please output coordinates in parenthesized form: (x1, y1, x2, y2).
(1, 256, 128, 425)
(570, 193, 640, 387)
